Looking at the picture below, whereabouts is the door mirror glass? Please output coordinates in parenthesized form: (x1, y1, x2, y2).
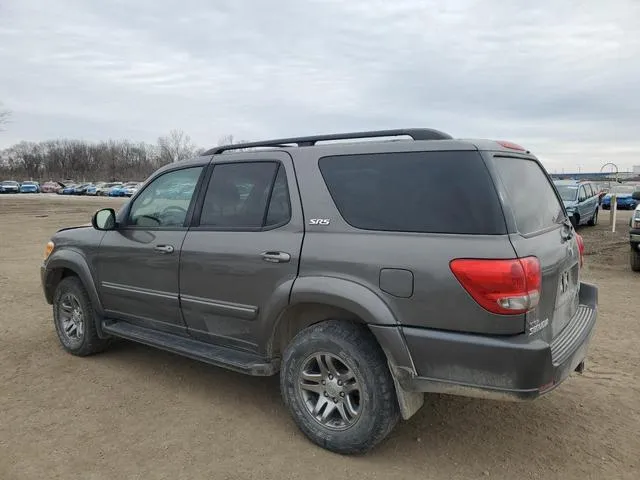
(92, 208, 116, 230)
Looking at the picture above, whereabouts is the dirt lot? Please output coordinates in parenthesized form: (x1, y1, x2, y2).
(1, 195, 639, 480)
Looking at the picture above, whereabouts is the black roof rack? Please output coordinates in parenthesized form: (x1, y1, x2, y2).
(204, 128, 453, 155)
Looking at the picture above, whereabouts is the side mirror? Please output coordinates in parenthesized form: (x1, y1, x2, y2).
(91, 208, 116, 231)
(632, 191, 640, 201)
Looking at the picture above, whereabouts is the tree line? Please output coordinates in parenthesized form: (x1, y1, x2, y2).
(0, 129, 209, 182)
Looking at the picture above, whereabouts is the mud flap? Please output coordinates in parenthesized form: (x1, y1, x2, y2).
(388, 361, 424, 420)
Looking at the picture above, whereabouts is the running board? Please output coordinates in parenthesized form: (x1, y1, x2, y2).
(102, 321, 278, 376)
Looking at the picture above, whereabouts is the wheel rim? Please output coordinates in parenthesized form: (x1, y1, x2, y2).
(57, 293, 85, 347)
(298, 353, 362, 431)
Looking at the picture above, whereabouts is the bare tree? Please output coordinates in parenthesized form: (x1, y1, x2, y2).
(0, 102, 11, 132)
(217, 133, 251, 150)
(157, 129, 196, 164)
(0, 134, 197, 181)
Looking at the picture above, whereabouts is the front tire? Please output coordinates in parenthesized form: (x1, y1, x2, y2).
(570, 214, 579, 228)
(53, 276, 110, 356)
(281, 320, 399, 454)
(631, 245, 640, 272)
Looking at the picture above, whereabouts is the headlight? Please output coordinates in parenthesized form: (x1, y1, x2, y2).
(44, 241, 55, 260)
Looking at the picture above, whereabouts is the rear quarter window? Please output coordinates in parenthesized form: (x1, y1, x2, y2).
(492, 156, 564, 235)
(318, 150, 506, 234)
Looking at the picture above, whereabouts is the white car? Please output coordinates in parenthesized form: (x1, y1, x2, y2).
(123, 182, 141, 197)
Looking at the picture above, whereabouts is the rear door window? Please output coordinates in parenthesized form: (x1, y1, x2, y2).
(585, 184, 594, 197)
(198, 162, 290, 229)
(319, 151, 506, 234)
(493, 157, 564, 235)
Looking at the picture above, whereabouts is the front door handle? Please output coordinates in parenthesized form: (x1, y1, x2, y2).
(261, 251, 291, 263)
(154, 244, 174, 254)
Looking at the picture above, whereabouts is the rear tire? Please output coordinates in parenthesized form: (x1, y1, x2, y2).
(280, 320, 399, 454)
(631, 245, 640, 272)
(587, 208, 598, 226)
(53, 276, 111, 356)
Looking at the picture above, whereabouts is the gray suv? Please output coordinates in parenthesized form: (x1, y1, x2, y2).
(40, 129, 598, 454)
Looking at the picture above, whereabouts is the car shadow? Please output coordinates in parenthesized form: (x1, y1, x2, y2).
(96, 339, 589, 470)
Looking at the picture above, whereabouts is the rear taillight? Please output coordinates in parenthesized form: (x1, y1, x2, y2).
(450, 257, 541, 315)
(575, 234, 585, 268)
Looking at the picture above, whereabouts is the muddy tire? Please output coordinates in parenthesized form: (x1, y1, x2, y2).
(280, 320, 399, 454)
(53, 276, 111, 356)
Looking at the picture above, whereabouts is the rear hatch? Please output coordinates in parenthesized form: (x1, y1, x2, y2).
(487, 153, 581, 344)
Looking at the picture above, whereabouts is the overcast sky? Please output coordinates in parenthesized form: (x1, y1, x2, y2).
(1, 0, 639, 172)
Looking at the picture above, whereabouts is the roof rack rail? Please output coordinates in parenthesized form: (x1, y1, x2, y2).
(204, 128, 453, 155)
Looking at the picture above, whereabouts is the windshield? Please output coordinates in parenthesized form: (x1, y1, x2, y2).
(555, 184, 578, 202)
(2, 181, 18, 186)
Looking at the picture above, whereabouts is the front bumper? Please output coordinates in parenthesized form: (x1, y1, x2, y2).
(398, 282, 598, 400)
(631, 228, 640, 244)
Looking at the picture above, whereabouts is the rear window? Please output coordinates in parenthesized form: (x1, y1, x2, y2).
(318, 151, 506, 234)
(493, 157, 564, 235)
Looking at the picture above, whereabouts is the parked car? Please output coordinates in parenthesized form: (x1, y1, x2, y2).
(601, 185, 639, 210)
(41, 181, 64, 194)
(553, 180, 600, 227)
(40, 129, 597, 454)
(61, 184, 79, 195)
(86, 182, 105, 196)
(630, 191, 640, 272)
(19, 181, 40, 193)
(123, 182, 141, 197)
(108, 182, 138, 197)
(96, 182, 122, 196)
(0, 180, 20, 193)
(74, 183, 93, 195)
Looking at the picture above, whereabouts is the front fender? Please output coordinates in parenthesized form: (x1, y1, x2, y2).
(43, 248, 104, 317)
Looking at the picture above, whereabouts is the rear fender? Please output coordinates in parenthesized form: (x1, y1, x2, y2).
(287, 276, 420, 418)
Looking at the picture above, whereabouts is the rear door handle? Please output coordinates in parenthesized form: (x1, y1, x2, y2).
(261, 251, 291, 263)
(154, 245, 174, 254)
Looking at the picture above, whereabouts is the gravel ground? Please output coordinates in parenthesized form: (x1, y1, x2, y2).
(1, 194, 638, 480)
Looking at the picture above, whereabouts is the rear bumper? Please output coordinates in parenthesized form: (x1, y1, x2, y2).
(397, 282, 598, 400)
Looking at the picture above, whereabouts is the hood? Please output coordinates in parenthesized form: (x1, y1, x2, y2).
(56, 224, 92, 233)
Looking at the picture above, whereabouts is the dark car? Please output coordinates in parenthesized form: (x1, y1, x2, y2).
(40, 129, 597, 454)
